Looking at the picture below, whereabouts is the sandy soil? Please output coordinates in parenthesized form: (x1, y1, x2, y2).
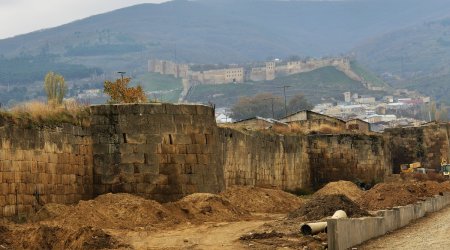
(359, 205, 450, 249)
(118, 219, 275, 250)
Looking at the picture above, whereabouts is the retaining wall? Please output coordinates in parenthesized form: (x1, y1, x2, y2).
(0, 124, 93, 217)
(327, 193, 450, 250)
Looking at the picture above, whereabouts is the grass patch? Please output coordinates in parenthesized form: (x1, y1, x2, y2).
(0, 101, 91, 128)
(350, 61, 388, 87)
(134, 72, 183, 102)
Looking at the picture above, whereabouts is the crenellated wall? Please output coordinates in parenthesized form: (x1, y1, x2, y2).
(0, 124, 93, 217)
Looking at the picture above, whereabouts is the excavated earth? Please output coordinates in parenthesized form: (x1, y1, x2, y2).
(0, 180, 449, 249)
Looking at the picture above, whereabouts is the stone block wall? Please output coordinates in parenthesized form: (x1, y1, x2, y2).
(384, 123, 450, 173)
(90, 104, 224, 202)
(219, 128, 310, 191)
(219, 129, 390, 190)
(308, 134, 391, 186)
(0, 124, 92, 217)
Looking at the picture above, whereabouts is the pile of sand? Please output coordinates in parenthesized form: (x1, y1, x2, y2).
(357, 181, 450, 211)
(165, 193, 251, 223)
(36, 193, 181, 230)
(288, 194, 369, 221)
(220, 186, 304, 213)
(314, 181, 364, 202)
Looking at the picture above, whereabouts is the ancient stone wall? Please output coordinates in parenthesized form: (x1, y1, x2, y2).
(384, 123, 450, 173)
(308, 134, 391, 186)
(219, 129, 390, 190)
(0, 124, 93, 217)
(218, 128, 311, 191)
(90, 104, 224, 202)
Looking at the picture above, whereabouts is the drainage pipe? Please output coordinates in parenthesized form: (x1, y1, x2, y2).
(300, 210, 347, 235)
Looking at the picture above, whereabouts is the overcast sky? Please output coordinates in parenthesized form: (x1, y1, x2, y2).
(0, 0, 169, 39)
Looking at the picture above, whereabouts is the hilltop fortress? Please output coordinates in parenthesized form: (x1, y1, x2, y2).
(148, 57, 364, 85)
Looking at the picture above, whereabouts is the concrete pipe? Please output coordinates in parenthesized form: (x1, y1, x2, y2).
(300, 221, 328, 235)
(331, 210, 347, 219)
(300, 210, 348, 235)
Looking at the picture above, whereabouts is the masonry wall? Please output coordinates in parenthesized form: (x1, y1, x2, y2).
(90, 104, 224, 202)
(308, 134, 391, 186)
(219, 129, 390, 190)
(0, 124, 93, 217)
(219, 128, 311, 191)
(384, 123, 450, 173)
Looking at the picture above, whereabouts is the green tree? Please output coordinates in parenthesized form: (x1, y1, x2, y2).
(44, 71, 66, 105)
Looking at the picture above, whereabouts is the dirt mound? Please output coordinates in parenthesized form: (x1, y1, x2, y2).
(220, 186, 304, 213)
(165, 193, 251, 223)
(314, 181, 364, 201)
(289, 194, 369, 221)
(43, 193, 181, 230)
(31, 203, 71, 222)
(357, 181, 449, 211)
(10, 225, 128, 250)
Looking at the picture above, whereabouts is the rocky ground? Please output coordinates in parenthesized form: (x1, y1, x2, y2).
(1, 178, 450, 250)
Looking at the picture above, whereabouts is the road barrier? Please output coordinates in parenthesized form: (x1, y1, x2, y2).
(327, 193, 450, 250)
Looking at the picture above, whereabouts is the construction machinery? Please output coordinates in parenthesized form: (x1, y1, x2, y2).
(400, 162, 422, 173)
(440, 158, 450, 178)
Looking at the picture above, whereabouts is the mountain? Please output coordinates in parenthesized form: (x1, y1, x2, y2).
(354, 17, 450, 103)
(2, 0, 450, 76)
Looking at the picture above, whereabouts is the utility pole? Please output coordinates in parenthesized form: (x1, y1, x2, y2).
(278, 85, 291, 117)
(263, 97, 275, 118)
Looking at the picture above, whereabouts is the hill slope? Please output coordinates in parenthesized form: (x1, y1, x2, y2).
(2, 0, 450, 83)
(186, 66, 386, 108)
(354, 17, 450, 103)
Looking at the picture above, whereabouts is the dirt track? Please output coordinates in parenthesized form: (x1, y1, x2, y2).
(119, 219, 274, 250)
(360, 205, 450, 249)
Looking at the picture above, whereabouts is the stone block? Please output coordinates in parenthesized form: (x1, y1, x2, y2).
(137, 183, 156, 194)
(100, 175, 120, 185)
(186, 144, 202, 154)
(185, 154, 198, 164)
(172, 134, 192, 145)
(169, 154, 186, 164)
(161, 144, 177, 154)
(121, 153, 145, 164)
(135, 164, 159, 175)
(141, 104, 165, 114)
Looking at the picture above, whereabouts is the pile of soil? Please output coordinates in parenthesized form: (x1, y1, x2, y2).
(7, 225, 128, 250)
(165, 193, 251, 223)
(288, 194, 370, 221)
(357, 181, 450, 211)
(220, 186, 304, 213)
(31, 203, 71, 222)
(37, 193, 181, 230)
(314, 181, 364, 201)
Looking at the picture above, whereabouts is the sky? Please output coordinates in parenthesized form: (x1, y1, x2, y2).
(0, 0, 169, 39)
